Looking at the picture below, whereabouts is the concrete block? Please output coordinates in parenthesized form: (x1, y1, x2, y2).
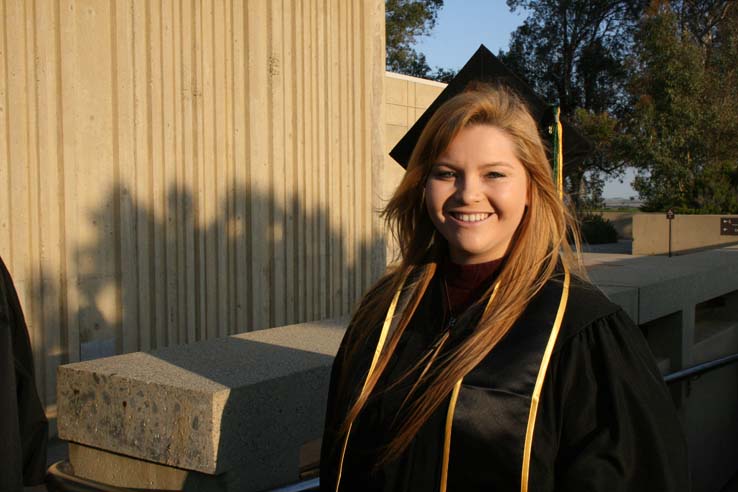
(385, 124, 408, 151)
(385, 103, 408, 127)
(415, 83, 444, 108)
(57, 319, 346, 489)
(69, 443, 191, 490)
(68, 441, 305, 492)
(408, 80, 417, 107)
(69, 438, 321, 492)
(384, 75, 407, 105)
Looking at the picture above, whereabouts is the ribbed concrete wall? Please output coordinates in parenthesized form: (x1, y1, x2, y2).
(0, 0, 385, 413)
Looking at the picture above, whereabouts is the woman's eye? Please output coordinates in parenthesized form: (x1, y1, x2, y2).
(486, 171, 505, 179)
(434, 170, 456, 179)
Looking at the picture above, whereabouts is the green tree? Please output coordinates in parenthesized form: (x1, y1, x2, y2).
(573, 108, 624, 211)
(500, 0, 646, 209)
(625, 1, 738, 212)
(386, 0, 444, 78)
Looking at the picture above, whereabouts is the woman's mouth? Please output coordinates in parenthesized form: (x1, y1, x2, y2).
(449, 212, 492, 223)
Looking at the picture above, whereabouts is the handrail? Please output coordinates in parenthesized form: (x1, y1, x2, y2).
(663, 352, 738, 384)
(266, 478, 320, 492)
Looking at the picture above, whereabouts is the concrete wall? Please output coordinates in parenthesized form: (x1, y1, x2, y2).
(382, 72, 445, 260)
(382, 72, 445, 203)
(1, 0, 386, 415)
(633, 214, 738, 255)
(584, 248, 738, 492)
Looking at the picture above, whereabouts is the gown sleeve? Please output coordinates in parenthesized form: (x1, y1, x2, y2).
(319, 327, 349, 492)
(0, 257, 48, 489)
(539, 308, 689, 492)
(320, 311, 374, 492)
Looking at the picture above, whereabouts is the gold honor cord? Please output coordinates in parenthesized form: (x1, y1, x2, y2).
(439, 281, 501, 492)
(520, 266, 570, 492)
(334, 273, 408, 492)
(439, 380, 462, 492)
(552, 106, 564, 200)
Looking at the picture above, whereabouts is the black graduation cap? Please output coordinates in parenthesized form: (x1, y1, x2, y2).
(389, 45, 593, 170)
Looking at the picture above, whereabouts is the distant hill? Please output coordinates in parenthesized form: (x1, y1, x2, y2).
(603, 197, 644, 209)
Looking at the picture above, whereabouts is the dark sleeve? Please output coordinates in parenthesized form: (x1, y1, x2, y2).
(541, 309, 689, 492)
(319, 329, 348, 492)
(320, 316, 371, 491)
(319, 275, 396, 491)
(0, 257, 48, 488)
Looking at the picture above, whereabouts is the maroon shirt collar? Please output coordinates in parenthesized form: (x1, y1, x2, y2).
(441, 257, 504, 315)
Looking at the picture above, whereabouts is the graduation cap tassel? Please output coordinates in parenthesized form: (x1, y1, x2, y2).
(552, 106, 564, 200)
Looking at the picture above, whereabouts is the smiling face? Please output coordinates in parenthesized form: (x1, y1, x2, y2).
(424, 124, 529, 265)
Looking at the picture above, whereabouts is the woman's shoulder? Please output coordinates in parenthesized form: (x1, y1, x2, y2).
(563, 275, 622, 329)
(535, 274, 627, 352)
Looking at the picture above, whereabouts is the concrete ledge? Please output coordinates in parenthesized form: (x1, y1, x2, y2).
(585, 246, 738, 324)
(57, 319, 346, 489)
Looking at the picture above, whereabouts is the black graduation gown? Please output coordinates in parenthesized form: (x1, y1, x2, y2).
(320, 271, 689, 491)
(0, 257, 48, 491)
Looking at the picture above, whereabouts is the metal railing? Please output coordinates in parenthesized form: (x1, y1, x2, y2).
(267, 478, 320, 492)
(663, 352, 738, 384)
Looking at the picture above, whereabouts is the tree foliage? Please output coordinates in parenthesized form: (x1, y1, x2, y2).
(503, 0, 644, 114)
(386, 0, 444, 77)
(501, 0, 738, 213)
(626, 1, 738, 212)
(500, 0, 645, 210)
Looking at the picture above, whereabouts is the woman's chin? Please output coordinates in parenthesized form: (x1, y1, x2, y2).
(448, 246, 503, 265)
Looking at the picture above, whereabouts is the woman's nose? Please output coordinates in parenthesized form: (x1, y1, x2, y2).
(456, 176, 483, 203)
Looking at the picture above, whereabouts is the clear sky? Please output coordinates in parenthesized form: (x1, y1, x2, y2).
(414, 0, 527, 68)
(413, 0, 637, 199)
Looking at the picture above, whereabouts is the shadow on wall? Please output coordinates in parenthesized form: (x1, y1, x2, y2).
(34, 180, 384, 366)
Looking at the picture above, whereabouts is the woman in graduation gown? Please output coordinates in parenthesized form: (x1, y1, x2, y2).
(320, 74, 689, 490)
(1, 256, 48, 491)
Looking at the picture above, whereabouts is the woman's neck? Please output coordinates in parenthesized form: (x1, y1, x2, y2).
(442, 257, 503, 315)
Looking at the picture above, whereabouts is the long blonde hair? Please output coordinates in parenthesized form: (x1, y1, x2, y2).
(335, 84, 583, 463)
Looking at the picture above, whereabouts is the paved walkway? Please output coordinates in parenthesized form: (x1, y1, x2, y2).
(580, 239, 632, 254)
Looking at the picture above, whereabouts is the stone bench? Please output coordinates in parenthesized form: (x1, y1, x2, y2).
(57, 318, 346, 491)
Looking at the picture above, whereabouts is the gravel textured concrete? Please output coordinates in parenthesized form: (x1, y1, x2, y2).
(57, 318, 346, 488)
